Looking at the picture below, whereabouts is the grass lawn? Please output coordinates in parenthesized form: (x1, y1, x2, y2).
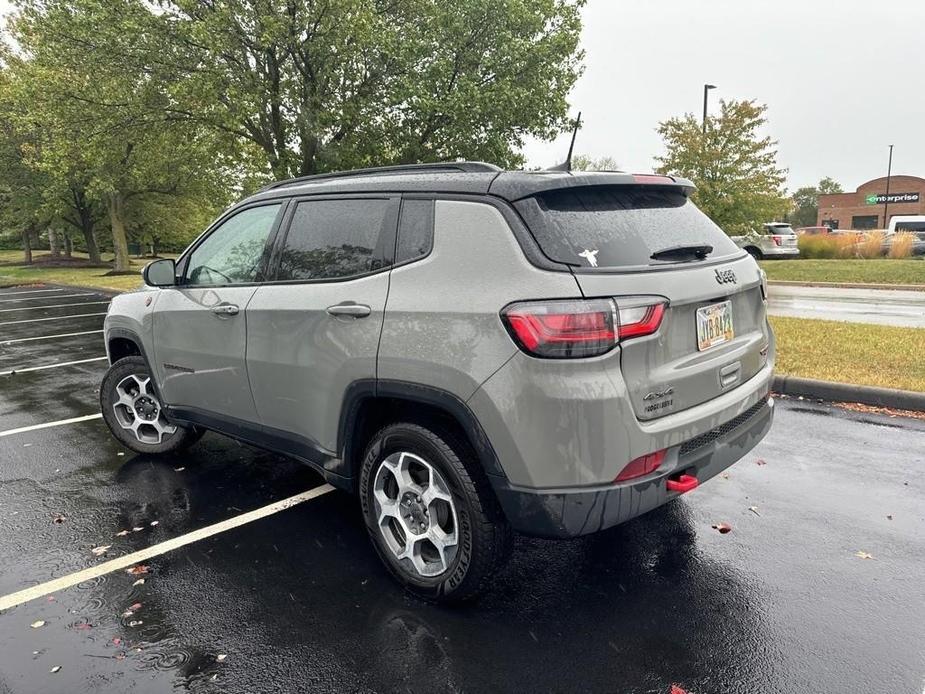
(760, 259, 925, 286)
(0, 250, 178, 292)
(770, 315, 925, 392)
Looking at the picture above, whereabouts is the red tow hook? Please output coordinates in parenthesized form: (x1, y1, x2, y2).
(666, 473, 699, 494)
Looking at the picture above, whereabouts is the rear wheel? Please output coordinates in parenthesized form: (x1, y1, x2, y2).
(359, 422, 512, 602)
(100, 356, 202, 454)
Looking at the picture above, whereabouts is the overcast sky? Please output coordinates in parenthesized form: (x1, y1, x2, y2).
(523, 0, 925, 192)
(3, 0, 922, 192)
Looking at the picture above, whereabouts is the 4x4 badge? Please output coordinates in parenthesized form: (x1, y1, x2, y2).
(715, 268, 737, 284)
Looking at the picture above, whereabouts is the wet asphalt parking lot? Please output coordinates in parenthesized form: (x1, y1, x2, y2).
(0, 284, 923, 694)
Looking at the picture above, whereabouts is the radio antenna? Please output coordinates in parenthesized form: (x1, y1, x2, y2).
(548, 112, 581, 172)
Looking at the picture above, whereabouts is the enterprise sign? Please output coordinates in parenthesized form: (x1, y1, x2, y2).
(865, 192, 920, 205)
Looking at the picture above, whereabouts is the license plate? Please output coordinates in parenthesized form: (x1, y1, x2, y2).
(696, 301, 734, 351)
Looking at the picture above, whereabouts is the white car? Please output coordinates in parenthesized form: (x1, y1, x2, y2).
(732, 223, 800, 260)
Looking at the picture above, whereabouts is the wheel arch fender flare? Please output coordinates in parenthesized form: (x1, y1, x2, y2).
(336, 379, 508, 484)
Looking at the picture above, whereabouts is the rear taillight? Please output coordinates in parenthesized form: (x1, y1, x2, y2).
(771, 235, 782, 246)
(614, 449, 666, 482)
(501, 297, 666, 359)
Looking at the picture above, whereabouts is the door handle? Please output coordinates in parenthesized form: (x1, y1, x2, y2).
(211, 303, 239, 316)
(326, 303, 371, 318)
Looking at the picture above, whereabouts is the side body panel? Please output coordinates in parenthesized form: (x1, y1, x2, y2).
(377, 199, 581, 401)
(246, 272, 390, 453)
(151, 286, 260, 422)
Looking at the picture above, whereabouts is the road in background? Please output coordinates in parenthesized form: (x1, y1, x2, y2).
(1, 284, 923, 693)
(768, 284, 925, 327)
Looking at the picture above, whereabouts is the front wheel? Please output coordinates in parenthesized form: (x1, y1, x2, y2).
(359, 422, 512, 602)
(100, 356, 202, 454)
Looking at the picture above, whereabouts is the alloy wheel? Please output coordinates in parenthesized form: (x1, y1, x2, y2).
(111, 373, 177, 445)
(372, 451, 459, 578)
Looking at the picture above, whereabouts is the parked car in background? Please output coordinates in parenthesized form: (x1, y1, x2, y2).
(796, 226, 835, 236)
(888, 216, 925, 234)
(732, 223, 800, 260)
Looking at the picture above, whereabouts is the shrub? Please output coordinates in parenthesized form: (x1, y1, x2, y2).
(834, 233, 858, 258)
(798, 234, 839, 258)
(888, 232, 915, 258)
(857, 231, 885, 259)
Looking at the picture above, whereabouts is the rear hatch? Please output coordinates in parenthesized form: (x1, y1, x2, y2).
(765, 223, 798, 248)
(514, 181, 770, 421)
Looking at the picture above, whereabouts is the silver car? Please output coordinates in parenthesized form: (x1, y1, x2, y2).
(733, 222, 801, 260)
(101, 162, 775, 602)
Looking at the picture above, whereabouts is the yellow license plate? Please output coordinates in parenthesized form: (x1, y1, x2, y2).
(696, 301, 734, 351)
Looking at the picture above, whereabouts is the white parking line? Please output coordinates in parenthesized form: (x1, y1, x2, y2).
(0, 357, 108, 377)
(0, 413, 103, 438)
(0, 293, 95, 304)
(0, 301, 109, 313)
(0, 484, 335, 612)
(0, 312, 107, 326)
(0, 288, 66, 296)
(1, 329, 104, 345)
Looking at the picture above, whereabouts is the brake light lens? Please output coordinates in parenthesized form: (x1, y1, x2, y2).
(771, 235, 782, 246)
(614, 449, 666, 482)
(502, 299, 617, 358)
(501, 297, 666, 358)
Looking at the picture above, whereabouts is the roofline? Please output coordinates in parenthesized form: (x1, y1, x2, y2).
(259, 161, 501, 192)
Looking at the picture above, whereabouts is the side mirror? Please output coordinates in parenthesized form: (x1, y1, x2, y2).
(143, 258, 177, 287)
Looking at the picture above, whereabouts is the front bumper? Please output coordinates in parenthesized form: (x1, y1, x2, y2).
(490, 397, 774, 538)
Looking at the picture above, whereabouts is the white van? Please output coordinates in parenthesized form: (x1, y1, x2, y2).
(888, 215, 925, 233)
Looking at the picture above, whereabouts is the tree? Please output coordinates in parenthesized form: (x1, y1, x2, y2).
(94, 0, 585, 179)
(789, 177, 843, 227)
(571, 154, 620, 171)
(6, 0, 235, 271)
(655, 100, 789, 235)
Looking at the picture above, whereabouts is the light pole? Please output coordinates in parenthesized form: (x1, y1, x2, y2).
(883, 144, 894, 228)
(702, 84, 716, 135)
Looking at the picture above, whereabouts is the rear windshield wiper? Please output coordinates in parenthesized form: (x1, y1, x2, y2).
(650, 244, 713, 261)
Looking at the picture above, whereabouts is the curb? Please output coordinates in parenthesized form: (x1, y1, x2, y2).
(773, 375, 925, 412)
(768, 280, 925, 292)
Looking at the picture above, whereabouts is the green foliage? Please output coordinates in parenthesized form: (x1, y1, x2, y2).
(571, 154, 620, 171)
(790, 177, 843, 227)
(655, 99, 789, 236)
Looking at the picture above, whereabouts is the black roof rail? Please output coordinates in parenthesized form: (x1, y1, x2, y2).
(260, 161, 502, 192)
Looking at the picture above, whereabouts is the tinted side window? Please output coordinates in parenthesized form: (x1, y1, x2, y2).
(277, 199, 392, 281)
(396, 199, 434, 263)
(186, 204, 281, 286)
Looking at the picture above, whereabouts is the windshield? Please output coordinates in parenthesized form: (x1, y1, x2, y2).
(514, 186, 741, 269)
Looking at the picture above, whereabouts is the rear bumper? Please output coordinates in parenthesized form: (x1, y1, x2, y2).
(763, 246, 800, 258)
(490, 397, 774, 538)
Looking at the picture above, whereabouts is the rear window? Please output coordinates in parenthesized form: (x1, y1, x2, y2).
(766, 224, 795, 235)
(514, 186, 740, 269)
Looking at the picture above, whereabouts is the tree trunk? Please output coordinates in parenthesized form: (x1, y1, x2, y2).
(48, 228, 61, 257)
(64, 234, 73, 257)
(22, 228, 33, 265)
(108, 192, 131, 272)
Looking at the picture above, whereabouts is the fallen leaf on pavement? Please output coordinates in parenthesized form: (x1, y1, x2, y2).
(216, 654, 227, 662)
(52, 514, 67, 524)
(91, 545, 112, 556)
(670, 686, 689, 694)
(112, 638, 121, 646)
(711, 523, 732, 534)
(174, 467, 185, 472)
(129, 603, 142, 611)
(117, 452, 124, 456)
(886, 515, 893, 521)
(50, 666, 61, 673)
(854, 551, 874, 560)
(128, 620, 143, 627)
(132, 578, 145, 587)
(748, 506, 760, 516)
(132, 527, 143, 532)
(74, 623, 92, 631)
(149, 521, 159, 527)
(115, 530, 130, 537)
(30, 621, 46, 629)
(126, 565, 149, 576)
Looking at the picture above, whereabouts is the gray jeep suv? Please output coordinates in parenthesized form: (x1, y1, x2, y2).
(101, 162, 775, 601)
